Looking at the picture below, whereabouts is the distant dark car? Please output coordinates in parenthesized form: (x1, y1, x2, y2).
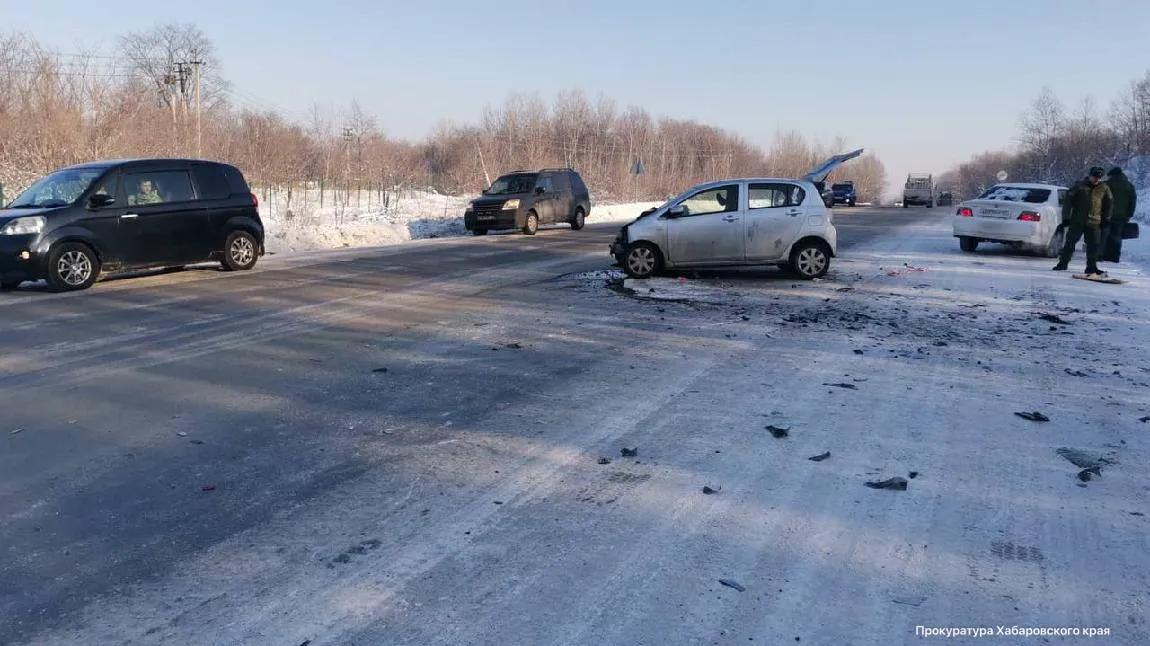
(937, 191, 954, 207)
(0, 159, 263, 291)
(464, 168, 591, 235)
(831, 181, 857, 207)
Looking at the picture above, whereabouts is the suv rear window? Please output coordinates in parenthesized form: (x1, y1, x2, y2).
(220, 165, 251, 194)
(978, 186, 1051, 203)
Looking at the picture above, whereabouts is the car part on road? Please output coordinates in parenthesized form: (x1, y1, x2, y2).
(522, 211, 539, 236)
(823, 382, 858, 390)
(865, 477, 908, 491)
(702, 485, 721, 495)
(808, 451, 831, 462)
(959, 236, 979, 252)
(46, 242, 100, 291)
(620, 447, 638, 457)
(622, 242, 662, 279)
(790, 240, 831, 279)
(718, 579, 746, 592)
(597, 457, 611, 465)
(1056, 448, 1114, 470)
(1014, 411, 1050, 422)
(766, 425, 790, 438)
(222, 230, 259, 271)
(1077, 466, 1102, 482)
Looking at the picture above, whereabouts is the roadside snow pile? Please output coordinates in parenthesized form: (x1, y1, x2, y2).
(260, 189, 661, 254)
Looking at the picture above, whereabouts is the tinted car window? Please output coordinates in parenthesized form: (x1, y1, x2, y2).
(537, 176, 555, 193)
(570, 173, 588, 195)
(193, 165, 232, 200)
(487, 174, 537, 195)
(749, 183, 805, 209)
(551, 173, 571, 193)
(679, 185, 739, 216)
(89, 171, 121, 207)
(221, 165, 251, 194)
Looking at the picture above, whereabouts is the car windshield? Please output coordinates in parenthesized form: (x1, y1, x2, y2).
(8, 168, 105, 208)
(486, 174, 537, 196)
(977, 185, 1051, 203)
(832, 184, 852, 190)
(906, 177, 931, 189)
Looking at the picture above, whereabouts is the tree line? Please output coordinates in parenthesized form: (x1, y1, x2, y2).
(939, 73, 1150, 199)
(0, 26, 886, 209)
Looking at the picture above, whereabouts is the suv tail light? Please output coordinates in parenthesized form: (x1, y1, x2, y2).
(957, 207, 973, 217)
(251, 192, 260, 208)
(1018, 211, 1041, 222)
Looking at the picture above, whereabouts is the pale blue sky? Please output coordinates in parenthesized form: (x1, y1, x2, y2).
(10, 0, 1150, 189)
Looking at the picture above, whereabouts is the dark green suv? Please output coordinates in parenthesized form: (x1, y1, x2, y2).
(464, 168, 591, 236)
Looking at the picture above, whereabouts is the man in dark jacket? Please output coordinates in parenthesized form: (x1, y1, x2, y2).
(1102, 167, 1137, 262)
(1054, 167, 1112, 276)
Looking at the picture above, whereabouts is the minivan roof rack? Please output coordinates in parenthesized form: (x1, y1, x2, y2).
(538, 167, 575, 173)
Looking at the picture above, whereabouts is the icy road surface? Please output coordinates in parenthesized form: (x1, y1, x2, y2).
(1, 207, 1147, 645)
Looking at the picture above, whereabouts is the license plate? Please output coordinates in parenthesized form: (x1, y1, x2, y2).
(981, 208, 1009, 218)
(478, 215, 495, 221)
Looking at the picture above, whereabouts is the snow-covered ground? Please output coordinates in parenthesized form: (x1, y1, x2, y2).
(259, 188, 659, 253)
(19, 210, 1149, 645)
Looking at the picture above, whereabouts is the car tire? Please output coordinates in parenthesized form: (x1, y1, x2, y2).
(959, 236, 979, 252)
(472, 229, 488, 236)
(848, 200, 856, 207)
(903, 202, 909, 209)
(622, 242, 662, 279)
(522, 211, 539, 236)
(1, 279, 22, 290)
(1044, 228, 1065, 258)
(570, 208, 586, 230)
(221, 230, 259, 271)
(926, 201, 934, 208)
(46, 242, 100, 292)
(789, 240, 831, 279)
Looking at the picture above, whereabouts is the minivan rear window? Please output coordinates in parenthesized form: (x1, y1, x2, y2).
(193, 165, 232, 200)
(978, 185, 1051, 203)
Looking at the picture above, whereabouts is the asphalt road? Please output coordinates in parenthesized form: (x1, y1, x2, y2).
(0, 206, 973, 643)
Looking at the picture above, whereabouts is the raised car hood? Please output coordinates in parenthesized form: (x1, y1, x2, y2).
(803, 149, 865, 183)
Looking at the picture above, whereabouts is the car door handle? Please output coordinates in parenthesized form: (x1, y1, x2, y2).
(786, 210, 802, 217)
(722, 215, 739, 222)
(120, 213, 139, 219)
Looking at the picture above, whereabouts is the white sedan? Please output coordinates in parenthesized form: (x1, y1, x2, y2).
(953, 183, 1068, 257)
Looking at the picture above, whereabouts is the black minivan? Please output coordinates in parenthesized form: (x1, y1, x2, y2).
(464, 168, 591, 236)
(0, 159, 264, 291)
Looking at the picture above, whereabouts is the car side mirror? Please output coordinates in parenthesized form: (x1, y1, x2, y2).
(534, 186, 546, 195)
(667, 205, 688, 218)
(88, 194, 115, 209)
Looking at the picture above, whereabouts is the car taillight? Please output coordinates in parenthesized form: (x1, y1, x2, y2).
(957, 207, 973, 217)
(251, 192, 259, 208)
(1018, 211, 1041, 222)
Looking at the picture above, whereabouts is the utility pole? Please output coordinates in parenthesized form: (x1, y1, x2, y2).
(191, 61, 203, 157)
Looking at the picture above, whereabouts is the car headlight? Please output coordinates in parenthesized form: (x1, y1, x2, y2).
(502, 199, 520, 210)
(0, 216, 46, 236)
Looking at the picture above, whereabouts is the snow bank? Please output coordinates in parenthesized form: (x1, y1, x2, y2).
(259, 188, 661, 254)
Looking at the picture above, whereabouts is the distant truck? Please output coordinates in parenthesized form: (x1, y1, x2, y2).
(831, 181, 857, 207)
(903, 173, 935, 208)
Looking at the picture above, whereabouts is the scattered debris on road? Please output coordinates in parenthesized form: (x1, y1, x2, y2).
(908, 471, 919, 479)
(1056, 448, 1114, 470)
(1015, 411, 1050, 422)
(200, 485, 216, 492)
(1077, 467, 1102, 482)
(1065, 368, 1089, 377)
(808, 452, 831, 462)
(176, 431, 188, 437)
(865, 477, 908, 491)
(718, 579, 746, 592)
(371, 367, 389, 373)
(1139, 416, 1150, 423)
(891, 595, 927, 607)
(505, 342, 524, 350)
(702, 485, 721, 495)
(1038, 313, 1071, 325)
(620, 447, 638, 457)
(766, 425, 790, 438)
(9, 428, 23, 435)
(597, 457, 611, 465)
(824, 382, 858, 390)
